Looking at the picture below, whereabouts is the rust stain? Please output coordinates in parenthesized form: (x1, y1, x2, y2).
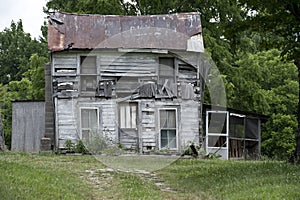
(48, 24, 65, 51)
(48, 12, 203, 52)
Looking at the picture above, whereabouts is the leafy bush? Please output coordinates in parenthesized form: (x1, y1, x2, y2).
(83, 133, 110, 154)
(262, 114, 296, 160)
(65, 140, 74, 152)
(65, 139, 89, 154)
(75, 140, 88, 154)
(182, 143, 200, 157)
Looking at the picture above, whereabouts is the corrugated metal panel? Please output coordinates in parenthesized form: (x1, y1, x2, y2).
(48, 12, 202, 52)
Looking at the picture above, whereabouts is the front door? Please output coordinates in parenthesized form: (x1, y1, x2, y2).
(118, 102, 138, 150)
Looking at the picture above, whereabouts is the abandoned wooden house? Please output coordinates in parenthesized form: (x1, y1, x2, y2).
(11, 12, 267, 160)
(45, 12, 207, 153)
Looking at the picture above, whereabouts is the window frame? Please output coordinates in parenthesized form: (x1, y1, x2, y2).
(206, 110, 229, 160)
(79, 55, 98, 95)
(118, 102, 138, 130)
(158, 108, 178, 150)
(79, 107, 100, 142)
(158, 57, 177, 97)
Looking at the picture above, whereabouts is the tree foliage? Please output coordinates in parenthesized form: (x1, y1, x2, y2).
(231, 1, 300, 60)
(0, 20, 48, 149)
(0, 20, 47, 84)
(45, 0, 126, 15)
(0, 53, 47, 149)
(227, 1, 300, 161)
(228, 49, 298, 159)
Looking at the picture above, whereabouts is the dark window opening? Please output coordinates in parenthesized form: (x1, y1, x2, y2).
(80, 56, 97, 93)
(158, 58, 176, 97)
(81, 56, 96, 74)
(207, 112, 227, 134)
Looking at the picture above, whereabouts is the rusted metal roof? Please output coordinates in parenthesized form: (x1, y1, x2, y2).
(48, 12, 203, 52)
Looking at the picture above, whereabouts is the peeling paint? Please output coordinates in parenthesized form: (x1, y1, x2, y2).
(187, 34, 204, 53)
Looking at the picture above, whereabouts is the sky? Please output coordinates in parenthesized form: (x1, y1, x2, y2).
(0, 0, 47, 39)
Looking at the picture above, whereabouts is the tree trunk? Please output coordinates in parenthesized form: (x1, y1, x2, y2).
(295, 59, 300, 163)
(0, 115, 6, 151)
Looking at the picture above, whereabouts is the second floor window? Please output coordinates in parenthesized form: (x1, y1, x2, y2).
(80, 56, 97, 93)
(158, 57, 176, 97)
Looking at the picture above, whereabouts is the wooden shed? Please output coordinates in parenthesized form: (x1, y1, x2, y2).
(11, 101, 45, 152)
(46, 12, 209, 153)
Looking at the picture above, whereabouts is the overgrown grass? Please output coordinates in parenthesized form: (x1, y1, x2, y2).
(158, 159, 300, 199)
(1, 152, 300, 199)
(0, 152, 102, 200)
(98, 172, 166, 199)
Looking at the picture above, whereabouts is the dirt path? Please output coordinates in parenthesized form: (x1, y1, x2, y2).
(85, 168, 175, 193)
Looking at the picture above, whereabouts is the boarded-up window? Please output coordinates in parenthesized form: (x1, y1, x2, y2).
(159, 58, 176, 96)
(119, 103, 137, 129)
(80, 56, 97, 93)
(81, 108, 98, 142)
(159, 109, 177, 149)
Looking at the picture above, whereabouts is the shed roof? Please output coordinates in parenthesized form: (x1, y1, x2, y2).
(48, 12, 203, 52)
(203, 104, 269, 122)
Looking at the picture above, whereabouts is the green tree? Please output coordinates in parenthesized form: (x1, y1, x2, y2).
(228, 1, 300, 162)
(23, 54, 48, 100)
(0, 20, 47, 84)
(45, 0, 126, 15)
(0, 17, 48, 148)
(0, 53, 47, 149)
(231, 49, 298, 159)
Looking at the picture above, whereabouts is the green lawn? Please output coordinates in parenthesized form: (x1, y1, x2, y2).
(0, 152, 299, 199)
(158, 159, 300, 199)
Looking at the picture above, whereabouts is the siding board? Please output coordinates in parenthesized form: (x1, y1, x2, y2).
(12, 102, 45, 153)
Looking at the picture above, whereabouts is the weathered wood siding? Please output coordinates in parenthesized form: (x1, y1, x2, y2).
(52, 51, 202, 151)
(55, 98, 78, 147)
(100, 53, 157, 77)
(56, 98, 117, 148)
(100, 100, 117, 140)
(12, 101, 45, 153)
(180, 100, 200, 147)
(44, 63, 55, 150)
(52, 53, 79, 98)
(140, 100, 156, 149)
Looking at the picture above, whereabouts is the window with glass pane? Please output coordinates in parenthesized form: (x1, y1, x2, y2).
(81, 75, 97, 92)
(81, 109, 98, 141)
(159, 58, 176, 95)
(81, 56, 96, 74)
(80, 56, 97, 93)
(160, 109, 177, 149)
(119, 103, 137, 129)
